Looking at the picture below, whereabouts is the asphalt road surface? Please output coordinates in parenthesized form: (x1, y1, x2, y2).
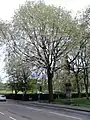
(0, 100, 89, 120)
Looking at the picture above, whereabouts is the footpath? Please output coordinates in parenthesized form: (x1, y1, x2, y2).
(16, 100, 90, 113)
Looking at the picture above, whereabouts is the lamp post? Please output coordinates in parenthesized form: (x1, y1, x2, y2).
(22, 80, 26, 101)
(14, 78, 18, 95)
(37, 81, 42, 102)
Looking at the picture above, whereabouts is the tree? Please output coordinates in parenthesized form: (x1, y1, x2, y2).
(0, 1, 82, 101)
(5, 50, 31, 95)
(9, 1, 81, 102)
(78, 7, 90, 99)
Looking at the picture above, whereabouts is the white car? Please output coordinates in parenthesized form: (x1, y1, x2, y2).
(0, 95, 6, 101)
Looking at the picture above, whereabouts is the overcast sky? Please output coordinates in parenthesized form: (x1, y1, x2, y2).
(0, 0, 90, 20)
(0, 0, 90, 82)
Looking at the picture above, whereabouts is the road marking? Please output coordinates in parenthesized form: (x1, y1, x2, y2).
(0, 112, 4, 115)
(49, 112, 82, 120)
(26, 107, 43, 112)
(9, 116, 16, 120)
(26, 106, 82, 120)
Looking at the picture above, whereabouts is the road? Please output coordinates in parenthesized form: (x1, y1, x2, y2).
(0, 100, 89, 120)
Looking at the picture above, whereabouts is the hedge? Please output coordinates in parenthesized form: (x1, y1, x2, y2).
(4, 92, 90, 101)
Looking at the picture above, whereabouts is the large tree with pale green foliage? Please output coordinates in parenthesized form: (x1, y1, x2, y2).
(5, 1, 81, 101)
(0, 1, 84, 101)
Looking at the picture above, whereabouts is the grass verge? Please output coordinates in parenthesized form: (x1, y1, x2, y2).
(54, 98, 90, 108)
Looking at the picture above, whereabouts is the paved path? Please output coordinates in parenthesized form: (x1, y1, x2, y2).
(0, 100, 89, 120)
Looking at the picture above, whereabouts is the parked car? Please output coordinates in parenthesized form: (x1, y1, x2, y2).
(0, 95, 6, 101)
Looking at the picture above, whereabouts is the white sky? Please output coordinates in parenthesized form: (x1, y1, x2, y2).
(0, 0, 90, 82)
(0, 0, 90, 20)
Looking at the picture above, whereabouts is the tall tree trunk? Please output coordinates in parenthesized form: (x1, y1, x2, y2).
(15, 89, 17, 95)
(81, 47, 89, 99)
(85, 83, 89, 99)
(14, 83, 17, 95)
(75, 73, 80, 97)
(86, 67, 89, 99)
(83, 68, 89, 99)
(24, 81, 27, 95)
(47, 71, 53, 102)
(84, 77, 89, 99)
(23, 82, 27, 96)
(12, 87, 13, 94)
(23, 76, 27, 96)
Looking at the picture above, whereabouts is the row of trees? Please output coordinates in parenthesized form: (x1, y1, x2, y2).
(0, 1, 90, 101)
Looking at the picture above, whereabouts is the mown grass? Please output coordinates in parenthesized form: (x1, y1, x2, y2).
(0, 90, 33, 94)
(54, 98, 90, 108)
(0, 90, 12, 94)
(71, 98, 90, 108)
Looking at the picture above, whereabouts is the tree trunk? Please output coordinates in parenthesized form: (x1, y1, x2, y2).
(12, 87, 13, 94)
(86, 67, 89, 99)
(47, 72, 53, 102)
(24, 81, 27, 95)
(83, 69, 89, 99)
(75, 73, 80, 97)
(84, 75, 89, 100)
(14, 83, 17, 95)
(85, 83, 89, 99)
(23, 78, 27, 96)
(15, 89, 17, 95)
